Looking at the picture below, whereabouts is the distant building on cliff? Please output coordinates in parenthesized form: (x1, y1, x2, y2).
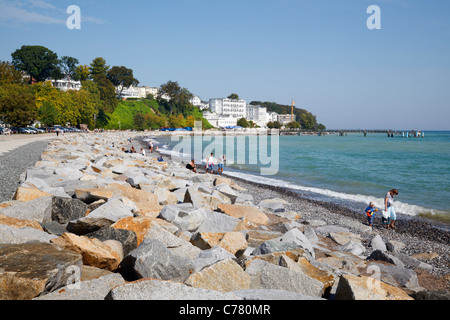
(277, 114, 296, 124)
(47, 75, 81, 91)
(246, 105, 269, 128)
(209, 98, 247, 119)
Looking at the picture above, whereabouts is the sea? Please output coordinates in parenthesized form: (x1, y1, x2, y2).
(150, 130, 450, 227)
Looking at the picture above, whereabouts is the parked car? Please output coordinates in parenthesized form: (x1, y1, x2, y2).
(0, 127, 12, 135)
(29, 127, 45, 133)
(19, 127, 35, 134)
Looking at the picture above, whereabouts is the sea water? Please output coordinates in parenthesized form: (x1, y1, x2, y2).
(153, 131, 450, 225)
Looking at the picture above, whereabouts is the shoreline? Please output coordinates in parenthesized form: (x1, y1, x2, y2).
(138, 135, 449, 277)
(0, 131, 448, 300)
(139, 134, 450, 232)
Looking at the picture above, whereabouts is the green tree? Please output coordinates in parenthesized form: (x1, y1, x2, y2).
(237, 117, 249, 128)
(75, 65, 90, 81)
(89, 57, 109, 78)
(11, 45, 61, 83)
(0, 61, 25, 85)
(92, 74, 117, 113)
(168, 114, 186, 128)
(133, 112, 147, 131)
(286, 121, 301, 129)
(0, 83, 37, 127)
(60, 56, 80, 80)
(33, 81, 66, 125)
(227, 93, 239, 100)
(158, 81, 193, 113)
(299, 113, 315, 130)
(38, 100, 59, 127)
(107, 66, 139, 98)
(267, 121, 282, 129)
(144, 112, 166, 130)
(96, 108, 110, 128)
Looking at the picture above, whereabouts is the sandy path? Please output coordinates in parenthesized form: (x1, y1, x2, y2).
(0, 134, 56, 156)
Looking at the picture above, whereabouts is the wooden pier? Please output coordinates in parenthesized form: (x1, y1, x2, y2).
(278, 129, 425, 137)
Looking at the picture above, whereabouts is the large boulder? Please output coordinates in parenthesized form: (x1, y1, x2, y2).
(0, 214, 43, 231)
(0, 196, 53, 223)
(335, 274, 414, 300)
(245, 259, 324, 297)
(85, 227, 138, 256)
(34, 273, 125, 300)
(252, 228, 315, 259)
(119, 239, 195, 282)
(0, 225, 57, 244)
(0, 243, 82, 300)
(185, 259, 251, 292)
(51, 232, 121, 271)
(106, 278, 241, 300)
(51, 196, 88, 224)
(218, 204, 269, 225)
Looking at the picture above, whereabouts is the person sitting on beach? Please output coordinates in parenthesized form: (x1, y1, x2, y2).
(140, 148, 146, 156)
(157, 156, 164, 162)
(206, 152, 215, 173)
(385, 189, 399, 230)
(130, 146, 136, 153)
(217, 154, 226, 175)
(365, 202, 378, 227)
(186, 159, 197, 173)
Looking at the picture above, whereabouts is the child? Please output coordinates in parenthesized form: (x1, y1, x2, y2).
(365, 202, 378, 227)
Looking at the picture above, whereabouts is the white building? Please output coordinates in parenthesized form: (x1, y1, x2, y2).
(268, 112, 278, 122)
(190, 95, 202, 106)
(48, 76, 81, 91)
(203, 111, 238, 128)
(135, 86, 159, 99)
(116, 85, 139, 99)
(209, 98, 247, 119)
(278, 114, 296, 124)
(246, 105, 269, 128)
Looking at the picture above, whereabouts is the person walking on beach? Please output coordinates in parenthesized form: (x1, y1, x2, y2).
(206, 152, 215, 173)
(385, 189, 399, 230)
(217, 154, 226, 175)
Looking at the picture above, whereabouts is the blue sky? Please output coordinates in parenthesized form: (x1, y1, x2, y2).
(0, 0, 449, 130)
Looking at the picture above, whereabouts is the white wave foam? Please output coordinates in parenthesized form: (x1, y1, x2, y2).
(224, 170, 445, 217)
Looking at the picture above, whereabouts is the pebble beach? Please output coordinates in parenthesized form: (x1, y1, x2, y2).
(0, 131, 448, 301)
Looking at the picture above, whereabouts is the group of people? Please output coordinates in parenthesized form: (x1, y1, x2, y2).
(365, 188, 399, 230)
(185, 152, 226, 175)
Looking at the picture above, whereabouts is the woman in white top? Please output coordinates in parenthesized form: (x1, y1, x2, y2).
(206, 153, 215, 173)
(385, 189, 399, 230)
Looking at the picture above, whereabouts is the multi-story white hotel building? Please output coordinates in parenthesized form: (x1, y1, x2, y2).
(277, 114, 296, 124)
(246, 105, 269, 128)
(209, 98, 247, 119)
(203, 111, 237, 128)
(48, 76, 81, 91)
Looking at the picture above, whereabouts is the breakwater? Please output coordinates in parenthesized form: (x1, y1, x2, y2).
(0, 131, 448, 301)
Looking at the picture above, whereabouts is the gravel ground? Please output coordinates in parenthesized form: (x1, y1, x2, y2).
(0, 140, 51, 203)
(226, 175, 450, 280)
